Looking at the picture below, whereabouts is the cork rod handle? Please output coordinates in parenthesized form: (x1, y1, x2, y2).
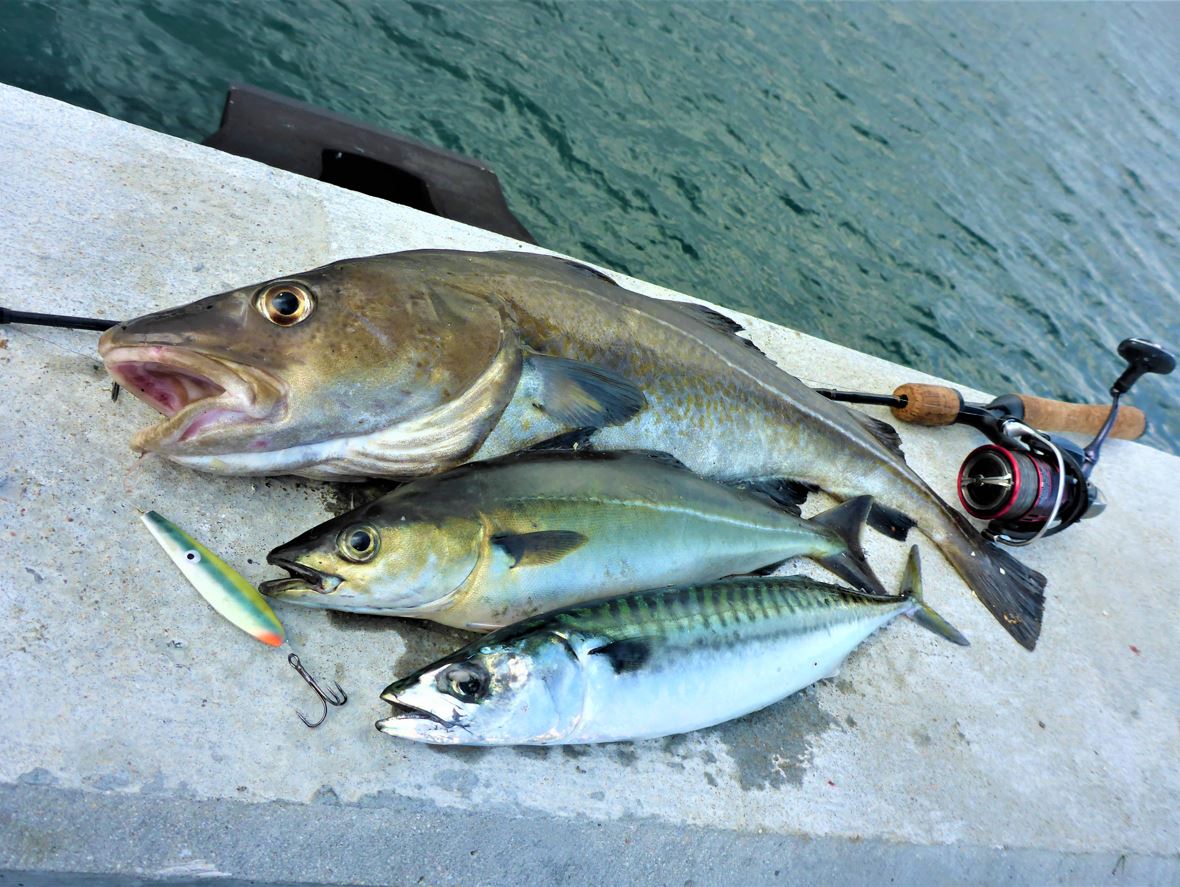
(888, 384, 1147, 440)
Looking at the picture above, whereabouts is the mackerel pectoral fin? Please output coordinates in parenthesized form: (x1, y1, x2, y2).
(524, 352, 647, 427)
(867, 501, 918, 541)
(900, 546, 970, 646)
(588, 638, 652, 674)
(809, 495, 889, 597)
(941, 510, 1044, 650)
(727, 476, 819, 516)
(490, 530, 589, 568)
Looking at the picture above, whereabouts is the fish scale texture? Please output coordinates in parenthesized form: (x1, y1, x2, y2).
(1, 85, 1179, 883)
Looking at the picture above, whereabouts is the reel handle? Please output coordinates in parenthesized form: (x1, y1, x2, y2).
(890, 383, 1147, 439)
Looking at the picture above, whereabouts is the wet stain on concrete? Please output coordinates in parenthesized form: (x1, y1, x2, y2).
(389, 621, 480, 677)
(514, 746, 552, 760)
(434, 768, 479, 798)
(426, 746, 491, 763)
(311, 785, 341, 805)
(318, 479, 403, 518)
(712, 687, 837, 790)
(326, 610, 401, 634)
(562, 746, 590, 759)
(614, 748, 639, 767)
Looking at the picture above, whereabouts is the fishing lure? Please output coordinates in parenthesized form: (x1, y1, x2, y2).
(140, 510, 346, 727)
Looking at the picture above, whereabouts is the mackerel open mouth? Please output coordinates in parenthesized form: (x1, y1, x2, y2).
(375, 686, 468, 737)
(378, 699, 453, 727)
(100, 344, 284, 451)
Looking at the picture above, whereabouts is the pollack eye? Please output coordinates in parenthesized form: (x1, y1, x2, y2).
(256, 282, 314, 326)
(437, 662, 490, 703)
(337, 524, 379, 562)
(183, 549, 201, 563)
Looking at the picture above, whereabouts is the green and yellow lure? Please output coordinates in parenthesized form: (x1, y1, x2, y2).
(141, 510, 285, 646)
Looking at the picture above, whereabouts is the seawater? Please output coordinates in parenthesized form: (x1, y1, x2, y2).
(2, 0, 1177, 451)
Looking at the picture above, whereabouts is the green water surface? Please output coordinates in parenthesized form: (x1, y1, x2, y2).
(2, 0, 1177, 452)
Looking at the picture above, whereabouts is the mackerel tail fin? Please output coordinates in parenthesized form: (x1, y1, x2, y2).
(900, 545, 969, 646)
(942, 509, 1045, 651)
(810, 495, 889, 597)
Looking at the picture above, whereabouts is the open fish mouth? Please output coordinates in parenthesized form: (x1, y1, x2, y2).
(259, 558, 343, 597)
(376, 687, 470, 738)
(101, 345, 285, 451)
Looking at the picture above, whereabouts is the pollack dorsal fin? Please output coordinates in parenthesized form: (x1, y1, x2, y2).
(727, 476, 819, 517)
(524, 352, 648, 428)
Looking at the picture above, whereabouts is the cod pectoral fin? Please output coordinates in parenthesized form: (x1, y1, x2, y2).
(524, 352, 647, 427)
(490, 530, 589, 568)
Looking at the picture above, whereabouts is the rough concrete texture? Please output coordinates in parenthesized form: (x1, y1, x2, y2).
(1, 84, 1177, 884)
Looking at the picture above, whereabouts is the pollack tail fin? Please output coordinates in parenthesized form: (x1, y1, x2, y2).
(810, 495, 889, 597)
(900, 545, 969, 646)
(943, 509, 1045, 651)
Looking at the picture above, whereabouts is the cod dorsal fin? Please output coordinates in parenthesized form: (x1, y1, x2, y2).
(847, 409, 907, 462)
(491, 530, 588, 568)
(524, 352, 648, 428)
(670, 302, 769, 358)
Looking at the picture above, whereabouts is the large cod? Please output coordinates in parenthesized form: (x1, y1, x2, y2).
(99, 249, 1045, 648)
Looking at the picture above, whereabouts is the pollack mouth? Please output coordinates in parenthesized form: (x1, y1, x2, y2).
(259, 558, 343, 597)
(100, 344, 285, 451)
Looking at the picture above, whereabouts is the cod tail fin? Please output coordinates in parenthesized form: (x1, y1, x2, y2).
(810, 495, 889, 597)
(941, 509, 1045, 651)
(900, 545, 969, 646)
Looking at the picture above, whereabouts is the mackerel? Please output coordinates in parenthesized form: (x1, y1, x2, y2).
(377, 546, 966, 745)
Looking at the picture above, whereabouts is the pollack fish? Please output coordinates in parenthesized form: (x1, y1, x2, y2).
(260, 445, 886, 629)
(99, 249, 1045, 647)
(376, 546, 967, 746)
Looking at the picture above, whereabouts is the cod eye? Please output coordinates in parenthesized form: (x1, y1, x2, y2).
(438, 662, 490, 703)
(256, 282, 314, 326)
(337, 524, 379, 562)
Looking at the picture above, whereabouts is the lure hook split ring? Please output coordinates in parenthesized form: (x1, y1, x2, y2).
(288, 652, 348, 728)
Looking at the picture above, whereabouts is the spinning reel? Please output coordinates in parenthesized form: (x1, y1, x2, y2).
(819, 338, 1175, 547)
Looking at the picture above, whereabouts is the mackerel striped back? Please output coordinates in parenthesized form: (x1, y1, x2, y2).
(540, 575, 908, 647)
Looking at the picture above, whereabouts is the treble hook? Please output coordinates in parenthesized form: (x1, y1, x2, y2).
(287, 653, 348, 728)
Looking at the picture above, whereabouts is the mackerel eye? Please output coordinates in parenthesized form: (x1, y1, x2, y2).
(437, 662, 490, 703)
(256, 282, 314, 326)
(337, 524, 379, 562)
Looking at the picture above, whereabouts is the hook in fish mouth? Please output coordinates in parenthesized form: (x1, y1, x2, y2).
(100, 343, 286, 452)
(259, 558, 343, 597)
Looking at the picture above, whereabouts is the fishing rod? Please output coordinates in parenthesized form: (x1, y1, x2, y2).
(0, 306, 118, 332)
(817, 337, 1175, 546)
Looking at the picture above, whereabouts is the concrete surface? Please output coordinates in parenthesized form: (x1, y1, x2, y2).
(0, 84, 1177, 885)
